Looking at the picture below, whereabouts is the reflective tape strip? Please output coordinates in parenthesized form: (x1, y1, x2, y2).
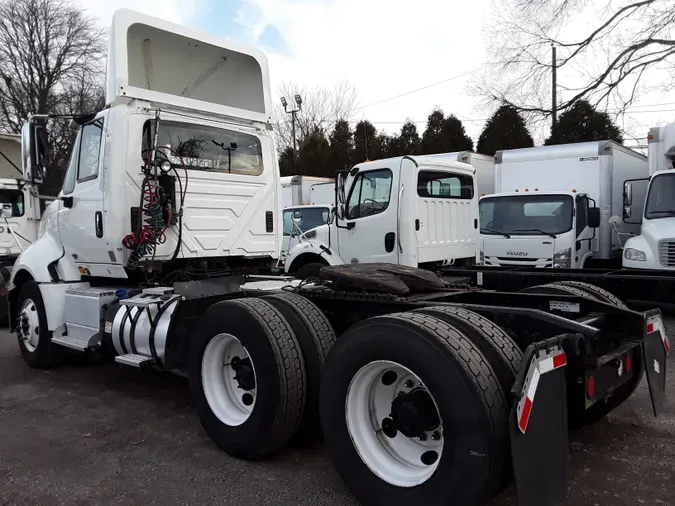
(518, 367, 540, 433)
(538, 352, 567, 374)
(647, 315, 670, 354)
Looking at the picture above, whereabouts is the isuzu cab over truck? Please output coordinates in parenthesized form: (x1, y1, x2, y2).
(480, 141, 647, 269)
(623, 122, 675, 270)
(8, 9, 669, 506)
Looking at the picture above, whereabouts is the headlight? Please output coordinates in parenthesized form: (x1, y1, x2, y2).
(553, 247, 571, 268)
(624, 248, 647, 261)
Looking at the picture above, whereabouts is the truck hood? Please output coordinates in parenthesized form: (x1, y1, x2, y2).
(639, 218, 675, 243)
(482, 235, 555, 265)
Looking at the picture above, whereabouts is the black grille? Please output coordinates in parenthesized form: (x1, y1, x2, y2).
(266, 211, 274, 233)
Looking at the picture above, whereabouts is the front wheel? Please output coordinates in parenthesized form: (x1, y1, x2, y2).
(15, 281, 55, 368)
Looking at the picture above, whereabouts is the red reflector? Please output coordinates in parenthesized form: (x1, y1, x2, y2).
(0, 287, 7, 296)
(665, 337, 671, 354)
(647, 323, 655, 333)
(587, 375, 596, 398)
(553, 353, 566, 369)
(519, 397, 533, 432)
(625, 353, 632, 373)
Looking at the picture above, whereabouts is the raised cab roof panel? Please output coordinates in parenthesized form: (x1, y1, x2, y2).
(106, 9, 272, 122)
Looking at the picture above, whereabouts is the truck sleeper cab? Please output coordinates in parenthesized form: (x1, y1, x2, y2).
(283, 155, 478, 274)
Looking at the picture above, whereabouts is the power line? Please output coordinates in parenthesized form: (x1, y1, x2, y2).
(355, 67, 483, 110)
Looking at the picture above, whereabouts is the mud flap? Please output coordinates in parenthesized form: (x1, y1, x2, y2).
(510, 337, 569, 506)
(644, 310, 670, 416)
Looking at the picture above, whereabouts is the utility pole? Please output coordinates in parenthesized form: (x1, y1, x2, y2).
(281, 95, 302, 173)
(552, 44, 558, 129)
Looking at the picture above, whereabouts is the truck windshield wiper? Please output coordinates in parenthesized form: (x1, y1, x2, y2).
(480, 228, 511, 238)
(511, 228, 557, 238)
(648, 209, 675, 216)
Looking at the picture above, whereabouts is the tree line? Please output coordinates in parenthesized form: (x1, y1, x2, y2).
(278, 100, 623, 178)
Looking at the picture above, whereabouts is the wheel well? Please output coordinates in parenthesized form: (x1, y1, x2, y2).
(288, 253, 328, 273)
(9, 269, 34, 326)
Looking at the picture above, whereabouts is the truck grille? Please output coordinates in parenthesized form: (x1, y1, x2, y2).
(659, 241, 675, 267)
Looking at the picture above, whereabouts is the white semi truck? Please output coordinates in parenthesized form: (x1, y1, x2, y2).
(479, 141, 648, 269)
(282, 155, 480, 275)
(622, 122, 675, 270)
(8, 10, 669, 506)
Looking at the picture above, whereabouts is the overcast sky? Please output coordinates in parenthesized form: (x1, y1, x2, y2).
(77, 0, 675, 149)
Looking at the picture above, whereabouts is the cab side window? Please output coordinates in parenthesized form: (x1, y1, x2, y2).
(576, 196, 589, 236)
(346, 169, 393, 219)
(77, 119, 103, 182)
(61, 130, 81, 195)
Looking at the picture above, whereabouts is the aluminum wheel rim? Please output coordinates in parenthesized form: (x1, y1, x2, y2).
(202, 333, 256, 426)
(18, 298, 40, 352)
(345, 360, 443, 487)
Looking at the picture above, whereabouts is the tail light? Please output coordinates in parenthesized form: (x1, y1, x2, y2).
(587, 374, 596, 398)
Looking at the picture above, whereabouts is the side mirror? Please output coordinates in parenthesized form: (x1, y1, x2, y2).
(588, 207, 601, 228)
(623, 182, 633, 207)
(338, 204, 345, 220)
(21, 122, 48, 185)
(623, 206, 632, 219)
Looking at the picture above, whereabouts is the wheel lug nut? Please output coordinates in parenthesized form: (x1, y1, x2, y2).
(431, 431, 441, 441)
(404, 380, 414, 388)
(418, 433, 427, 442)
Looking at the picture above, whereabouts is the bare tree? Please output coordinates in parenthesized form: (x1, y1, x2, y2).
(274, 80, 359, 152)
(0, 0, 106, 193)
(474, 0, 674, 123)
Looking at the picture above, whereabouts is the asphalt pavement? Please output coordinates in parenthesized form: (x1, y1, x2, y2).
(1, 324, 674, 506)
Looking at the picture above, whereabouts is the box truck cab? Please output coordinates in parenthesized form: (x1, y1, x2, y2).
(283, 155, 479, 274)
(480, 141, 647, 269)
(623, 123, 675, 270)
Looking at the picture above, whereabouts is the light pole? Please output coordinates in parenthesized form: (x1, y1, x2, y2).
(281, 94, 302, 172)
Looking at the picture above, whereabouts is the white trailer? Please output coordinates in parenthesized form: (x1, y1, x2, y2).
(421, 151, 495, 196)
(281, 175, 334, 208)
(623, 122, 675, 270)
(479, 141, 648, 269)
(7, 11, 669, 506)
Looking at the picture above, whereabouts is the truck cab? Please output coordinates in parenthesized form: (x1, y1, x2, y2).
(623, 123, 675, 270)
(479, 190, 600, 268)
(283, 155, 478, 273)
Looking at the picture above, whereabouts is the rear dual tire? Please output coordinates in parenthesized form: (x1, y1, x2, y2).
(320, 312, 509, 506)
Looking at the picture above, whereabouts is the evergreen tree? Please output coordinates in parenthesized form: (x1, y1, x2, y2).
(329, 119, 354, 170)
(442, 114, 473, 152)
(399, 120, 421, 155)
(545, 100, 623, 146)
(477, 104, 534, 155)
(353, 120, 377, 162)
(278, 146, 295, 177)
(421, 108, 446, 154)
(296, 127, 331, 177)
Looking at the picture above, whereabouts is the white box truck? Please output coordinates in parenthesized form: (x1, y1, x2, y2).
(422, 151, 495, 196)
(623, 122, 675, 270)
(281, 175, 334, 208)
(479, 141, 648, 269)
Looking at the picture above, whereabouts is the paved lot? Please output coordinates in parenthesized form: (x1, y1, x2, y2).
(1, 324, 674, 506)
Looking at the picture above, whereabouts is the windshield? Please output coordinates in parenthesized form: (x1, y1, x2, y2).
(645, 173, 675, 219)
(0, 189, 24, 218)
(283, 207, 330, 236)
(480, 194, 573, 236)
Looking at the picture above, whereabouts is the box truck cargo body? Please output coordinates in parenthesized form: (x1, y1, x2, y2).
(281, 175, 334, 208)
(480, 141, 648, 269)
(422, 151, 495, 196)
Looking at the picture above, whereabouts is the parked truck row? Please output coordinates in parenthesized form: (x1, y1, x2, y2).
(4, 9, 671, 506)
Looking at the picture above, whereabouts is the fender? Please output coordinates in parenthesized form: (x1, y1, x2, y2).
(284, 239, 346, 273)
(9, 233, 80, 286)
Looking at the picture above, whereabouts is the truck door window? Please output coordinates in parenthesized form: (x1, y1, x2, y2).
(346, 169, 392, 219)
(417, 170, 474, 199)
(77, 119, 103, 182)
(575, 196, 589, 236)
(62, 130, 82, 195)
(0, 189, 24, 217)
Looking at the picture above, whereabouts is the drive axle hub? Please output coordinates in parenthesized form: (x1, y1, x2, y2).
(390, 387, 440, 438)
(231, 356, 256, 391)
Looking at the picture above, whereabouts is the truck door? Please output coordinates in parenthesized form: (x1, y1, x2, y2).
(57, 113, 109, 266)
(337, 167, 399, 265)
(575, 194, 594, 267)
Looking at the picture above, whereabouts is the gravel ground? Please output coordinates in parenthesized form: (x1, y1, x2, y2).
(1, 321, 674, 506)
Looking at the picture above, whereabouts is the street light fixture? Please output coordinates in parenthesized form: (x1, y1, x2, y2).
(281, 94, 302, 172)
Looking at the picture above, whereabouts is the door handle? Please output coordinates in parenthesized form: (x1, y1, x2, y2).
(384, 232, 395, 252)
(95, 211, 103, 238)
(61, 196, 73, 208)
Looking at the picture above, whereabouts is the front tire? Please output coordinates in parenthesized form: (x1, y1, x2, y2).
(189, 298, 306, 460)
(320, 312, 508, 506)
(16, 281, 54, 369)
